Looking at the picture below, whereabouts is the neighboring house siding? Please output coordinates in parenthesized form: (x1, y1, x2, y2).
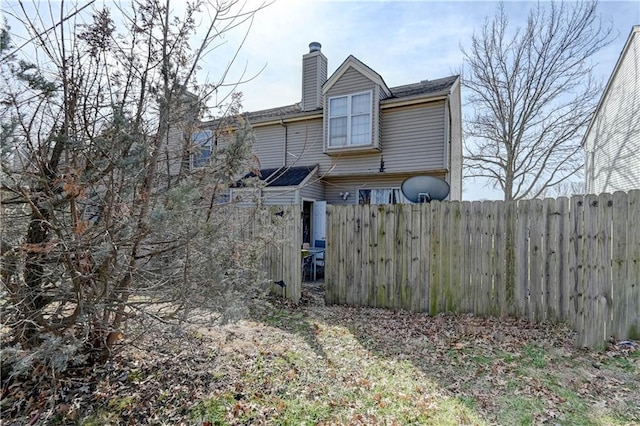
(379, 102, 446, 173)
(584, 27, 640, 194)
(253, 125, 285, 169)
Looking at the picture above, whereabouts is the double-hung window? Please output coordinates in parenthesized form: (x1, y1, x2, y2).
(328, 91, 372, 147)
(191, 130, 213, 168)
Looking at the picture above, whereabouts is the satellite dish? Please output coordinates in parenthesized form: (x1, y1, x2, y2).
(401, 176, 450, 203)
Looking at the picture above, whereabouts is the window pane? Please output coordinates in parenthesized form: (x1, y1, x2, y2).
(329, 117, 347, 146)
(193, 130, 212, 146)
(358, 190, 371, 205)
(192, 147, 211, 167)
(351, 114, 370, 145)
(192, 130, 212, 167)
(351, 93, 370, 114)
(329, 96, 347, 117)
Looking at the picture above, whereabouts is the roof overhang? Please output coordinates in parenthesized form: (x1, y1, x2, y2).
(250, 112, 323, 128)
(381, 93, 449, 109)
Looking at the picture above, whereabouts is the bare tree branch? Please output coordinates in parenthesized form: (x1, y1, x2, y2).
(461, 0, 613, 200)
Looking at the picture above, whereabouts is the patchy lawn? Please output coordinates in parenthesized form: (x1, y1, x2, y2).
(2, 284, 639, 425)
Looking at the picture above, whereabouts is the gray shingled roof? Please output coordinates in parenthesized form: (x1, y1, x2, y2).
(389, 75, 459, 98)
(242, 75, 458, 122)
(235, 165, 318, 187)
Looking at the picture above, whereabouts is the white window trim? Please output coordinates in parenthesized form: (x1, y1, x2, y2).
(328, 90, 372, 148)
(191, 129, 213, 168)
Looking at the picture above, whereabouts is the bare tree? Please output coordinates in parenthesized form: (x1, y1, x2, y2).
(461, 1, 612, 200)
(0, 0, 271, 366)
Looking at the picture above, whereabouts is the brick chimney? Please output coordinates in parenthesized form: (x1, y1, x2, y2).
(301, 42, 327, 111)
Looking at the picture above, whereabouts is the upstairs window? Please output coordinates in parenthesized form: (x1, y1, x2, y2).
(191, 130, 213, 168)
(328, 91, 372, 147)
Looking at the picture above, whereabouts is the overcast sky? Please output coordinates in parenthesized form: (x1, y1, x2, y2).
(3, 0, 639, 200)
(221, 0, 638, 110)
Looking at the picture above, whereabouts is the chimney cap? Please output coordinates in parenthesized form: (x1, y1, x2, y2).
(309, 42, 322, 53)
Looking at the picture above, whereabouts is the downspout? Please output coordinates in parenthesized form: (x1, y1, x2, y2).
(280, 118, 288, 167)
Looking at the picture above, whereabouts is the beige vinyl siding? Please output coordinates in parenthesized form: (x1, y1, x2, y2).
(230, 188, 297, 206)
(283, 119, 325, 168)
(272, 101, 448, 177)
(377, 86, 387, 149)
(300, 179, 325, 201)
(262, 189, 298, 205)
(324, 173, 446, 205)
(326, 67, 377, 96)
(163, 126, 185, 176)
(302, 55, 318, 111)
(448, 83, 463, 200)
(378, 102, 446, 173)
(584, 29, 640, 194)
(252, 125, 285, 169)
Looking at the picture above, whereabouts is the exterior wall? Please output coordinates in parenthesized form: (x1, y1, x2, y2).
(299, 179, 325, 201)
(231, 188, 298, 206)
(281, 119, 325, 169)
(584, 28, 640, 194)
(250, 101, 449, 181)
(324, 173, 447, 205)
(252, 125, 285, 169)
(448, 82, 463, 200)
(379, 102, 446, 173)
(261, 189, 298, 205)
(326, 67, 377, 95)
(163, 125, 185, 177)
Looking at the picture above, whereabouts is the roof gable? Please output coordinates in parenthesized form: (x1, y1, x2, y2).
(323, 55, 391, 97)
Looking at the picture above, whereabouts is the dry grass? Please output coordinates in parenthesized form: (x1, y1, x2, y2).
(2, 284, 638, 425)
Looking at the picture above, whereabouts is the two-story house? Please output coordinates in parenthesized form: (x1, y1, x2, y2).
(583, 25, 640, 194)
(189, 42, 462, 243)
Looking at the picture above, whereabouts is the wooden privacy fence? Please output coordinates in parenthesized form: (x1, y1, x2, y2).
(228, 205, 302, 302)
(325, 190, 640, 348)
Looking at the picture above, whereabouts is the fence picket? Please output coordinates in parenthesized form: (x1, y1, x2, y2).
(319, 191, 638, 347)
(429, 201, 441, 315)
(410, 204, 422, 312)
(460, 202, 473, 313)
(449, 201, 463, 313)
(546, 198, 561, 321)
(420, 203, 431, 312)
(516, 200, 530, 318)
(626, 190, 640, 340)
